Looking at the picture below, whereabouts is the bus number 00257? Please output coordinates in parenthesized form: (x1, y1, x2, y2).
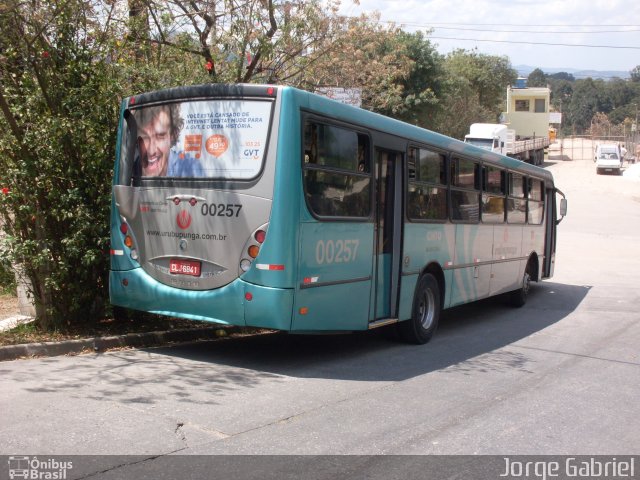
(315, 239, 360, 265)
(201, 203, 242, 217)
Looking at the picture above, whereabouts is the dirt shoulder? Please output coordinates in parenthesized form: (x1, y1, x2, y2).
(0, 293, 19, 319)
(0, 294, 221, 347)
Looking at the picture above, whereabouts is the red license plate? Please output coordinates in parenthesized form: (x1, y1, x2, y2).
(169, 259, 201, 277)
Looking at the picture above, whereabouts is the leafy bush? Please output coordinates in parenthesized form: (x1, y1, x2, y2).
(0, 1, 120, 328)
(0, 258, 17, 295)
(0, 0, 210, 329)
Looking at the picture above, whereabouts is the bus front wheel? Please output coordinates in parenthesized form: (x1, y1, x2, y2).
(399, 273, 441, 344)
(508, 265, 531, 308)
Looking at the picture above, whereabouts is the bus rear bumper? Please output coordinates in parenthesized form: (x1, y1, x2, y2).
(110, 269, 293, 330)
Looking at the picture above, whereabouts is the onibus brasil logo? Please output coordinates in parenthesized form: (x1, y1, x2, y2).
(8, 456, 73, 479)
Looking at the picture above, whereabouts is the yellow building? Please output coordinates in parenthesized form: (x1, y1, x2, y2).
(501, 79, 551, 140)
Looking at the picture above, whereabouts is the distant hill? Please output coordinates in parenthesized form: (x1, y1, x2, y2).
(514, 65, 630, 80)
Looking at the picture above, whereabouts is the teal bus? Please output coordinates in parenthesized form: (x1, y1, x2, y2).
(110, 84, 567, 344)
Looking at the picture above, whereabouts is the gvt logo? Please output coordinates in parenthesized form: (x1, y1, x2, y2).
(176, 210, 192, 230)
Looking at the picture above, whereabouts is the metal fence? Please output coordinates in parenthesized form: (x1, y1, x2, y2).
(553, 135, 638, 163)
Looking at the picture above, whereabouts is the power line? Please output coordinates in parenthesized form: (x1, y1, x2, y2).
(392, 21, 640, 28)
(427, 26, 640, 34)
(428, 35, 640, 50)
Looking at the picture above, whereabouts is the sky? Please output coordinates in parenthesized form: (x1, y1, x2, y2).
(338, 0, 640, 75)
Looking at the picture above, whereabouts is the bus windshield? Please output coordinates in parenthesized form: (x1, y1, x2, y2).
(120, 99, 273, 182)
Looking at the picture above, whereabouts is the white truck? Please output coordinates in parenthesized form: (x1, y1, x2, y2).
(464, 123, 548, 166)
(594, 143, 623, 175)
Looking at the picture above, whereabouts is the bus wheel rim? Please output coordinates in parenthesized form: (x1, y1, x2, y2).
(419, 288, 436, 330)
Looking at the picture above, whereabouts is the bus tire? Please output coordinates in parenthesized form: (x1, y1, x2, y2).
(508, 264, 531, 308)
(399, 273, 441, 344)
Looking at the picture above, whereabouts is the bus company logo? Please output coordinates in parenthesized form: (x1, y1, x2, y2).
(176, 210, 192, 230)
(426, 231, 442, 242)
(8, 456, 73, 479)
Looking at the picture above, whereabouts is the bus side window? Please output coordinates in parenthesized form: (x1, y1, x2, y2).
(527, 178, 545, 224)
(481, 165, 505, 223)
(302, 120, 371, 219)
(507, 172, 526, 224)
(450, 156, 480, 223)
(407, 146, 447, 221)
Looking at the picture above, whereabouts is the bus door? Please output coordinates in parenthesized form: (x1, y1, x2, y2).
(373, 149, 403, 320)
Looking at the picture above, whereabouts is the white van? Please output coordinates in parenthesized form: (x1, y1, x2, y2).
(595, 144, 622, 175)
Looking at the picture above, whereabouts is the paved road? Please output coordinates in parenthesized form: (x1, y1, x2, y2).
(1, 152, 639, 461)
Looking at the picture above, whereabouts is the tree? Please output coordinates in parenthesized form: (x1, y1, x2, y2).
(566, 78, 610, 133)
(123, 0, 353, 85)
(0, 0, 121, 327)
(444, 49, 516, 113)
(589, 112, 612, 137)
(0, 0, 209, 328)
(527, 68, 547, 87)
(295, 12, 414, 113)
(549, 80, 573, 112)
(631, 65, 640, 83)
(548, 72, 575, 82)
(435, 49, 517, 138)
(606, 78, 635, 109)
(389, 31, 445, 128)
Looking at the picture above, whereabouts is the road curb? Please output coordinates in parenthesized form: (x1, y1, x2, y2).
(0, 327, 232, 361)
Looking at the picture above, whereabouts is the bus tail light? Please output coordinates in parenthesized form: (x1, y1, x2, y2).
(119, 218, 139, 264)
(238, 223, 269, 274)
(255, 230, 266, 243)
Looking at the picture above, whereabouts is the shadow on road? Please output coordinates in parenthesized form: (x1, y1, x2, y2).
(1, 282, 589, 406)
(546, 154, 572, 162)
(152, 280, 590, 382)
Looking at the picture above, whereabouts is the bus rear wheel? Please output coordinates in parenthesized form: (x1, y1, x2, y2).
(399, 273, 441, 344)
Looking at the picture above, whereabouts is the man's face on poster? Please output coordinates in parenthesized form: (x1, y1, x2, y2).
(139, 110, 172, 176)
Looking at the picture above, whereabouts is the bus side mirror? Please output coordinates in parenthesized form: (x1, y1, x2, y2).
(555, 189, 567, 225)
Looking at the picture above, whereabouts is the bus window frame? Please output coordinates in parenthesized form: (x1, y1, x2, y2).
(481, 164, 506, 224)
(506, 171, 527, 225)
(301, 113, 374, 223)
(449, 155, 481, 224)
(405, 144, 449, 224)
(526, 176, 546, 225)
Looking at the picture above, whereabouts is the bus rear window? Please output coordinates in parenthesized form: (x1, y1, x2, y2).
(120, 99, 273, 182)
